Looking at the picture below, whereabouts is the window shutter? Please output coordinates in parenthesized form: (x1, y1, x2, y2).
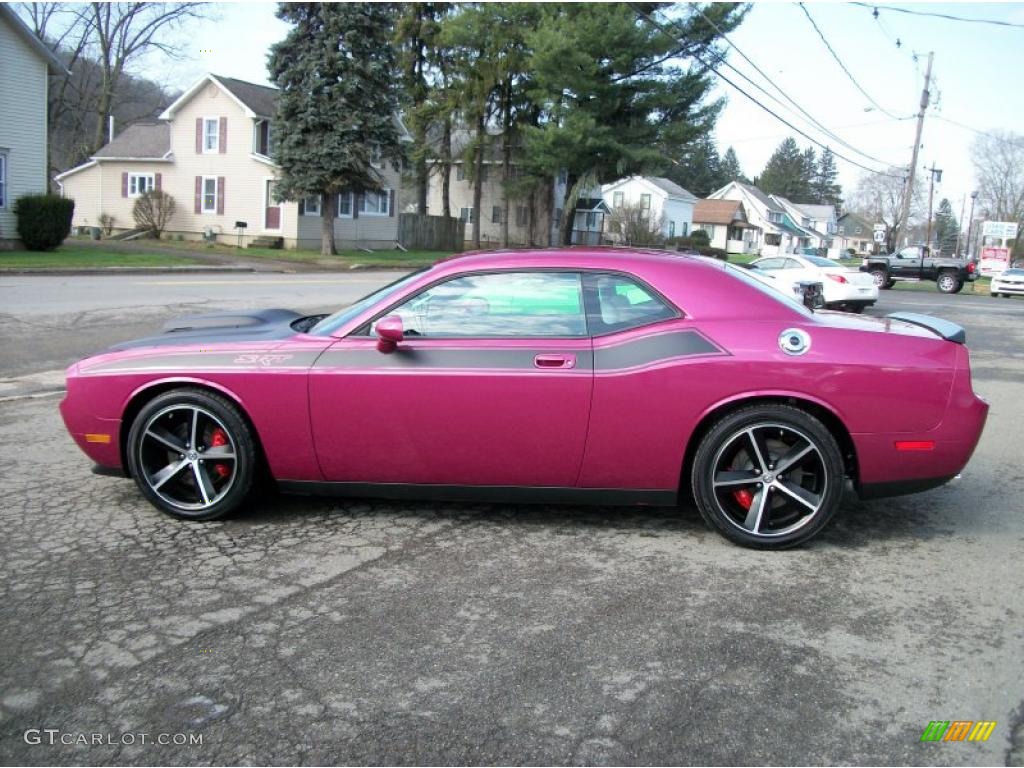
(121, 172, 128, 198)
(298, 198, 305, 215)
(352, 191, 360, 219)
(195, 118, 202, 153)
(194, 176, 201, 214)
(217, 177, 225, 214)
(389, 189, 396, 217)
(155, 173, 162, 191)
(219, 117, 227, 154)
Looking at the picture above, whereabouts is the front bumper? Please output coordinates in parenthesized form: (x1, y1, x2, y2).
(991, 280, 1024, 294)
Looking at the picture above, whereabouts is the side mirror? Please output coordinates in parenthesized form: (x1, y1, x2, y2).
(375, 315, 404, 353)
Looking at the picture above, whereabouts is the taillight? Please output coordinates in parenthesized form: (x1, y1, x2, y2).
(826, 273, 848, 284)
(967, 262, 976, 273)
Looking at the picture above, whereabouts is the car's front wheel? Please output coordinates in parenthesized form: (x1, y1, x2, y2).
(690, 404, 846, 549)
(869, 269, 890, 289)
(126, 388, 256, 520)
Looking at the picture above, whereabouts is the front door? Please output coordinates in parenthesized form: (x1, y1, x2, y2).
(264, 180, 281, 230)
(891, 246, 922, 278)
(308, 270, 594, 488)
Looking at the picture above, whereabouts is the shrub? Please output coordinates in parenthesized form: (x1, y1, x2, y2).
(689, 229, 711, 246)
(133, 190, 177, 238)
(606, 201, 666, 247)
(13, 194, 75, 251)
(99, 213, 115, 237)
(847, 248, 857, 257)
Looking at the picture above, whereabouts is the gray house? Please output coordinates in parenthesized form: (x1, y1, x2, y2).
(0, 5, 66, 248)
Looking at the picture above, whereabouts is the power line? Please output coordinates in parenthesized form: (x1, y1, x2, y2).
(851, 3, 1024, 31)
(689, 2, 901, 167)
(934, 115, 1024, 148)
(635, 6, 905, 179)
(798, 3, 908, 120)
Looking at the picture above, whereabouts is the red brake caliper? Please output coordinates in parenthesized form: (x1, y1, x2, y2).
(210, 428, 231, 479)
(733, 488, 753, 510)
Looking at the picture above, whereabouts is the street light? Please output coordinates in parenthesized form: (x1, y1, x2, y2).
(965, 191, 979, 259)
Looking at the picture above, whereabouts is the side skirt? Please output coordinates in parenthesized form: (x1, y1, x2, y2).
(856, 475, 956, 500)
(276, 481, 678, 508)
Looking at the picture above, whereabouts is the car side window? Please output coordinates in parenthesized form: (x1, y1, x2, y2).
(584, 273, 676, 334)
(755, 258, 784, 270)
(377, 271, 586, 338)
(782, 258, 803, 269)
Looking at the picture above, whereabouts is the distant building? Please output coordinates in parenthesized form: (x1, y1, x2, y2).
(691, 199, 759, 253)
(836, 212, 879, 255)
(0, 5, 67, 248)
(601, 176, 697, 241)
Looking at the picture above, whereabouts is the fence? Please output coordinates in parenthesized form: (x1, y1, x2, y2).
(397, 213, 463, 252)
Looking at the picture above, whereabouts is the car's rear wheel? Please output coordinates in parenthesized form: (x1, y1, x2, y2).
(936, 272, 961, 294)
(690, 405, 846, 549)
(126, 388, 256, 520)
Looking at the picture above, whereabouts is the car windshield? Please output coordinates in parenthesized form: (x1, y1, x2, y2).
(1001, 269, 1024, 277)
(721, 262, 812, 315)
(309, 268, 429, 336)
(804, 255, 839, 268)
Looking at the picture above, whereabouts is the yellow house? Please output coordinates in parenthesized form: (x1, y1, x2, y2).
(56, 74, 407, 249)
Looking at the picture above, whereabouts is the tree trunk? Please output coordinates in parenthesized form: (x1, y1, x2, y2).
(472, 112, 485, 248)
(93, 81, 113, 153)
(321, 192, 337, 257)
(559, 173, 577, 246)
(527, 186, 537, 247)
(500, 80, 512, 248)
(415, 123, 428, 215)
(441, 117, 452, 218)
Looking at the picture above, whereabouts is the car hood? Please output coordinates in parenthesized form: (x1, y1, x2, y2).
(106, 308, 308, 351)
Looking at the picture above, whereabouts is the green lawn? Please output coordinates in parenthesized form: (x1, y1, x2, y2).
(133, 237, 450, 266)
(0, 247, 202, 270)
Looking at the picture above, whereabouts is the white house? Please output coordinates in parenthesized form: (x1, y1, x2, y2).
(602, 176, 696, 240)
(0, 5, 67, 248)
(708, 181, 812, 257)
(691, 198, 759, 254)
(57, 73, 409, 249)
(769, 196, 839, 257)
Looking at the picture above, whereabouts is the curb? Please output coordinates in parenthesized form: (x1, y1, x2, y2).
(0, 266, 271, 276)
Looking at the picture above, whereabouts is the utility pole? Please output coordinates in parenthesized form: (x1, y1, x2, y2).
(924, 164, 942, 252)
(894, 51, 933, 252)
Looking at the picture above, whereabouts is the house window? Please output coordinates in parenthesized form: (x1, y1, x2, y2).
(515, 206, 528, 227)
(613, 191, 624, 208)
(201, 176, 217, 212)
(492, 206, 502, 224)
(128, 173, 155, 197)
(0, 152, 7, 209)
(668, 221, 675, 238)
(338, 192, 353, 217)
(585, 211, 597, 229)
(460, 207, 474, 223)
(706, 225, 715, 239)
(370, 144, 383, 168)
(639, 193, 651, 210)
(682, 221, 689, 236)
(801, 217, 810, 227)
(254, 121, 273, 156)
(765, 233, 781, 246)
(456, 165, 466, 182)
(361, 189, 390, 215)
(768, 212, 782, 223)
(203, 118, 219, 153)
(303, 195, 321, 216)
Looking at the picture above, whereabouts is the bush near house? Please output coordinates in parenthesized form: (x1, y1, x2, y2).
(133, 190, 177, 238)
(13, 195, 75, 251)
(689, 229, 711, 246)
(665, 236, 727, 260)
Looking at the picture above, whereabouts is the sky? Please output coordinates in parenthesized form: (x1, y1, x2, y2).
(157, 1, 1024, 218)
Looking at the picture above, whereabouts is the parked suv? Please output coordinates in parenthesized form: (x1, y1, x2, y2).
(861, 246, 978, 294)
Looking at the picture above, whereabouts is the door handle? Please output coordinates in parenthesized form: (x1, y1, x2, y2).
(534, 354, 576, 369)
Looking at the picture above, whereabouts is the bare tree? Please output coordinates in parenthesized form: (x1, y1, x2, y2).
(607, 202, 665, 247)
(971, 130, 1024, 260)
(86, 3, 208, 152)
(848, 168, 922, 253)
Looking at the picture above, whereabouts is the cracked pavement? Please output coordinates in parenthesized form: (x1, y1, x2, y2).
(0, 281, 1022, 765)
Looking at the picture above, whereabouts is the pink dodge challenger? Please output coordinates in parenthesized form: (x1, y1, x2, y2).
(60, 249, 988, 548)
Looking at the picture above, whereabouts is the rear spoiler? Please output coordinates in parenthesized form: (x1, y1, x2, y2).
(887, 312, 966, 344)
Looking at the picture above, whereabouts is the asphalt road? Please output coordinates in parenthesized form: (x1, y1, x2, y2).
(0, 280, 1022, 766)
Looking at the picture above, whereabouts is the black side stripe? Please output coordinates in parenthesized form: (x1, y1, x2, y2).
(595, 330, 722, 370)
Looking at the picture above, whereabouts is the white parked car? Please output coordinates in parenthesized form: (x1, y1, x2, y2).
(990, 267, 1024, 298)
(749, 254, 879, 312)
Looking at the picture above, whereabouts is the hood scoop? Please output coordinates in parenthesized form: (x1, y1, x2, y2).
(162, 308, 302, 333)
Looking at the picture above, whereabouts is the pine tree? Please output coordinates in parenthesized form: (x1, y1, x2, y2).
(933, 198, 959, 254)
(666, 134, 722, 197)
(719, 146, 746, 184)
(758, 138, 807, 200)
(268, 3, 403, 256)
(812, 147, 842, 209)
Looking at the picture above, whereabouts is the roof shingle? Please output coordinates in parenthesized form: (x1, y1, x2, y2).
(93, 122, 170, 159)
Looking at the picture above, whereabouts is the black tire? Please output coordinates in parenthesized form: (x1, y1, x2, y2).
(848, 303, 866, 314)
(991, 292, 1001, 298)
(126, 388, 256, 520)
(936, 272, 961, 294)
(869, 269, 890, 289)
(690, 404, 846, 549)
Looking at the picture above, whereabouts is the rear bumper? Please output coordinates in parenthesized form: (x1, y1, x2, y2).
(991, 282, 1024, 294)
